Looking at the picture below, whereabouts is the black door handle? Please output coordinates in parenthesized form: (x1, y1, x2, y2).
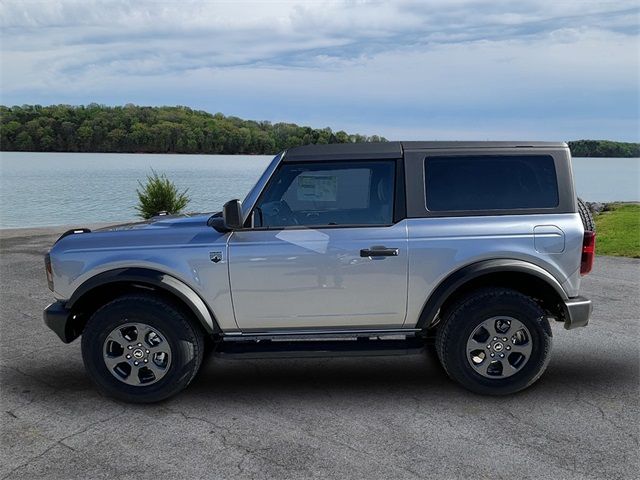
(360, 246, 399, 257)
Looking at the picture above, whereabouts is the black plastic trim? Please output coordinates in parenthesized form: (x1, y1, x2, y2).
(281, 142, 565, 162)
(360, 247, 398, 257)
(43, 301, 78, 343)
(67, 268, 220, 334)
(283, 142, 402, 161)
(393, 157, 407, 222)
(416, 259, 568, 329)
(55, 228, 91, 244)
(215, 337, 425, 359)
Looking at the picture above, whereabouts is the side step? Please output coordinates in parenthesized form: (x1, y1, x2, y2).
(213, 336, 426, 359)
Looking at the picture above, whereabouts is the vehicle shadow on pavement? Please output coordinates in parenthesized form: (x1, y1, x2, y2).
(183, 352, 637, 400)
(3, 351, 636, 406)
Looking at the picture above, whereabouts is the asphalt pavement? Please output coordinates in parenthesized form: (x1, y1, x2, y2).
(1, 227, 638, 479)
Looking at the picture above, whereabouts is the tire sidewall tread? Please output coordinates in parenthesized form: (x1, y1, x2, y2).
(577, 197, 596, 232)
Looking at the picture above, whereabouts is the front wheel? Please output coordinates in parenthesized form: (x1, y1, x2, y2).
(81, 294, 204, 403)
(435, 288, 552, 395)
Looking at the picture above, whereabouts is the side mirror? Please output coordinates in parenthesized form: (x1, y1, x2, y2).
(207, 199, 243, 232)
(223, 199, 243, 230)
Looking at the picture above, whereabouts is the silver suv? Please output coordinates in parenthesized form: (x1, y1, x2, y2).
(43, 142, 595, 402)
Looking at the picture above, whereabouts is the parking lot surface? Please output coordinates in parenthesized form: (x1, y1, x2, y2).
(1, 227, 638, 479)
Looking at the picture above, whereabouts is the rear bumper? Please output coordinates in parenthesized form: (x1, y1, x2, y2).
(563, 296, 592, 330)
(43, 301, 79, 343)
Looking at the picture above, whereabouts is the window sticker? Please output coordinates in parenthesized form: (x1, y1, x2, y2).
(297, 175, 337, 202)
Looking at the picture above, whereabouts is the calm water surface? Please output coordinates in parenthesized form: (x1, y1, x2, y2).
(0, 152, 638, 228)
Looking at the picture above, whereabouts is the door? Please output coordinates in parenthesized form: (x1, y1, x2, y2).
(228, 159, 408, 331)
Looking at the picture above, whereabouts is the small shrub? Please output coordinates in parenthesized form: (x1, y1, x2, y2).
(135, 170, 190, 219)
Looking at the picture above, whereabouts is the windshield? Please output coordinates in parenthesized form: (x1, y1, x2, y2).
(241, 152, 283, 219)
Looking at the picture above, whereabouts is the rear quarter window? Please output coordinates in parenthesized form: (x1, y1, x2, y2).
(424, 155, 559, 212)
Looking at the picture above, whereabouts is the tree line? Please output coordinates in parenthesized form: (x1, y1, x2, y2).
(0, 104, 385, 154)
(1, 104, 638, 157)
(566, 140, 639, 158)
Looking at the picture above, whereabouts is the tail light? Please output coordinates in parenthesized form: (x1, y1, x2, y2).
(45, 253, 54, 291)
(580, 231, 596, 275)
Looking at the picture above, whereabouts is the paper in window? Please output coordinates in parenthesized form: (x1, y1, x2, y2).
(297, 175, 337, 202)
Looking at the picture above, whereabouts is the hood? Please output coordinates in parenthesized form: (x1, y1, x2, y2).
(51, 212, 224, 253)
(95, 212, 218, 232)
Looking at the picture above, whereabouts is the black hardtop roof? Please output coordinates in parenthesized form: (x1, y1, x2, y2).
(283, 141, 567, 161)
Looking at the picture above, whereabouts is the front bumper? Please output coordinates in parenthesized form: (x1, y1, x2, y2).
(563, 296, 592, 330)
(43, 301, 80, 343)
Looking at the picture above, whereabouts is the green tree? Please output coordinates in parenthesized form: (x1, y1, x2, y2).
(14, 131, 34, 150)
(77, 124, 93, 151)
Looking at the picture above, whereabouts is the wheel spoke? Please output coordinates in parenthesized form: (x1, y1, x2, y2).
(509, 319, 527, 334)
(146, 357, 168, 375)
(466, 337, 486, 352)
(501, 359, 519, 375)
(136, 324, 153, 346)
(121, 365, 143, 386)
(509, 340, 532, 358)
(146, 336, 170, 357)
(103, 354, 124, 370)
(106, 328, 128, 346)
(482, 320, 499, 338)
(476, 359, 494, 377)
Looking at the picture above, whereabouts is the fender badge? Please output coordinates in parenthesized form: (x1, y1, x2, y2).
(209, 251, 223, 263)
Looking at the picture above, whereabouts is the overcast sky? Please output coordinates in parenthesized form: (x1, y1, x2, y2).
(1, 0, 638, 141)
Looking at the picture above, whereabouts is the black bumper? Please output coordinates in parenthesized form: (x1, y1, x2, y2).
(43, 301, 80, 343)
(563, 296, 592, 330)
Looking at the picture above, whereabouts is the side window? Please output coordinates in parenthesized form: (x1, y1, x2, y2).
(254, 161, 395, 228)
(424, 155, 559, 212)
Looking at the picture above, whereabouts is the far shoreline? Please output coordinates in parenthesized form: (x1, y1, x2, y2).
(1, 151, 271, 156)
(2, 150, 640, 159)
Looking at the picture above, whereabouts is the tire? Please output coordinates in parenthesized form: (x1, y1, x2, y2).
(577, 197, 596, 232)
(435, 288, 552, 395)
(81, 294, 204, 403)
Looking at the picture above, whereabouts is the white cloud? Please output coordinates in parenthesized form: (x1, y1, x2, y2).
(1, 0, 638, 140)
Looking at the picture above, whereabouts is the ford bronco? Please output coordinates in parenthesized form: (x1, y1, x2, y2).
(43, 142, 595, 402)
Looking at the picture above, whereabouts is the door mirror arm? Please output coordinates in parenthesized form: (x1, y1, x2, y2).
(207, 215, 230, 233)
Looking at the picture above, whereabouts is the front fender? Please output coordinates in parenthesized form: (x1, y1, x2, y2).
(67, 268, 220, 334)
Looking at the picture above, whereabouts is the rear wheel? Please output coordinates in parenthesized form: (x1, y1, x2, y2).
(435, 288, 552, 395)
(81, 294, 204, 403)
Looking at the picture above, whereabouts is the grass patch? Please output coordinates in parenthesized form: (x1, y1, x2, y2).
(594, 203, 640, 258)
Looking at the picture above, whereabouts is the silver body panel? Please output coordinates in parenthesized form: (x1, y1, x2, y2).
(47, 146, 586, 335)
(404, 213, 583, 328)
(49, 214, 239, 331)
(228, 223, 408, 330)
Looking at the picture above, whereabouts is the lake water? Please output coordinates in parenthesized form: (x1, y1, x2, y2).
(0, 152, 638, 229)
